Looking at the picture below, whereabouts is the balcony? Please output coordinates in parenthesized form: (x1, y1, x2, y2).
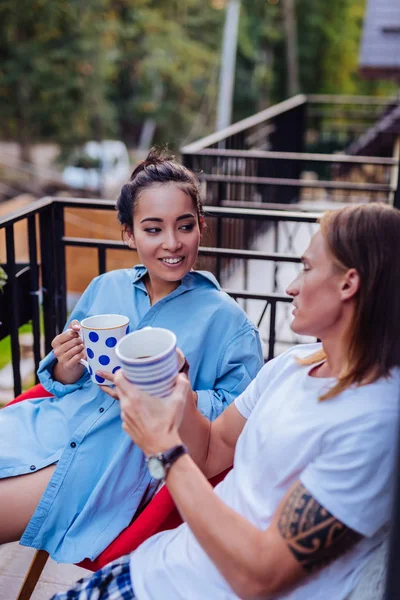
(1, 92, 400, 598)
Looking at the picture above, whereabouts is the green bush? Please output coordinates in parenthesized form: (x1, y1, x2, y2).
(0, 265, 7, 292)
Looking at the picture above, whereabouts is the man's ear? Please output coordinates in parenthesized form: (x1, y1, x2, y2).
(340, 268, 360, 301)
(199, 216, 205, 235)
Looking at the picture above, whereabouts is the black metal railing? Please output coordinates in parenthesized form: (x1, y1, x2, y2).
(182, 94, 398, 155)
(181, 94, 400, 209)
(0, 197, 319, 399)
(306, 94, 399, 154)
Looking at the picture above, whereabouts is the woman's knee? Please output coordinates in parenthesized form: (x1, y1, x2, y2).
(0, 464, 56, 543)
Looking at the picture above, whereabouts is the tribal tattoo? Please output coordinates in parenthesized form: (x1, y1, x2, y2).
(278, 482, 362, 573)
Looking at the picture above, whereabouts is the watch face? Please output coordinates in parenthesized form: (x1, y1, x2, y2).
(147, 456, 166, 480)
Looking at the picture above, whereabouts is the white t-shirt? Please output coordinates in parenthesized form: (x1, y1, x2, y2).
(130, 344, 400, 600)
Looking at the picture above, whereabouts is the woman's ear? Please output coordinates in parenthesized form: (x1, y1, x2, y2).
(340, 268, 360, 301)
(124, 228, 136, 251)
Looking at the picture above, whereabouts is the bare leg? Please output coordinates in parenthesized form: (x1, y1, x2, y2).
(0, 464, 56, 544)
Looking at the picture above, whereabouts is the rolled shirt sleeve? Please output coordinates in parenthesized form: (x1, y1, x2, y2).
(37, 278, 99, 397)
(196, 324, 263, 421)
(38, 351, 90, 397)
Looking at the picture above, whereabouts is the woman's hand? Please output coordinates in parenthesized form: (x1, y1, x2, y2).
(115, 370, 191, 456)
(98, 370, 119, 399)
(52, 320, 86, 385)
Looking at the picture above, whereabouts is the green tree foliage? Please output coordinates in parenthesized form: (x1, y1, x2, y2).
(296, 0, 395, 96)
(0, 0, 117, 159)
(234, 0, 396, 123)
(0, 264, 7, 292)
(109, 0, 222, 147)
(0, 0, 396, 156)
(233, 0, 283, 122)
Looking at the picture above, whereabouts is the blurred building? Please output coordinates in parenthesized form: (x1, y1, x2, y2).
(359, 0, 400, 79)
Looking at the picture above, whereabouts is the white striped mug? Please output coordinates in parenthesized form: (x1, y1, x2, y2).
(115, 327, 178, 398)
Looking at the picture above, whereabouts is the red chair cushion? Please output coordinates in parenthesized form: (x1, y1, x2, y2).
(6, 384, 231, 571)
(78, 483, 180, 570)
(6, 383, 53, 406)
(79, 467, 230, 571)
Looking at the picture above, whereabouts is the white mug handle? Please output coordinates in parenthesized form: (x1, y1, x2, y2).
(79, 358, 90, 371)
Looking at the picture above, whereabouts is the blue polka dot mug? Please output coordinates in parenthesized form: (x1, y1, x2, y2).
(79, 314, 130, 386)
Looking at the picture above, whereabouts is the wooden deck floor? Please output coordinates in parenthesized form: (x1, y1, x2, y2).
(0, 543, 91, 600)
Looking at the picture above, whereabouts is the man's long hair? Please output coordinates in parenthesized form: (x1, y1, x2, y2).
(299, 202, 400, 400)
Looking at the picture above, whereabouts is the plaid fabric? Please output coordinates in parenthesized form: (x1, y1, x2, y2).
(51, 554, 134, 600)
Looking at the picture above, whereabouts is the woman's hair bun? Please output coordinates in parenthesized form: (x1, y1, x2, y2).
(130, 146, 175, 181)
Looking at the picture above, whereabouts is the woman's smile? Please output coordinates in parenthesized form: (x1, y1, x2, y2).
(159, 256, 185, 267)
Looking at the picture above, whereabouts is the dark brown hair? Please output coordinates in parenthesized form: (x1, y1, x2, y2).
(116, 147, 204, 234)
(300, 202, 400, 400)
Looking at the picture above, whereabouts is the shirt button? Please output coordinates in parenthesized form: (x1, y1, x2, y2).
(99, 407, 104, 413)
(70, 442, 77, 448)
(30, 465, 36, 471)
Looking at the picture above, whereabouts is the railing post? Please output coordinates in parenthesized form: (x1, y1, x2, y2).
(272, 221, 280, 293)
(268, 300, 277, 361)
(216, 216, 223, 282)
(392, 136, 400, 210)
(394, 177, 400, 210)
(269, 100, 306, 204)
(98, 247, 107, 275)
(242, 218, 250, 312)
(5, 225, 22, 396)
(39, 205, 58, 354)
(181, 152, 193, 171)
(291, 102, 306, 202)
(28, 216, 42, 380)
(53, 202, 67, 330)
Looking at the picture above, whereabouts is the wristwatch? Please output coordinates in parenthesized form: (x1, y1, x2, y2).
(146, 444, 188, 481)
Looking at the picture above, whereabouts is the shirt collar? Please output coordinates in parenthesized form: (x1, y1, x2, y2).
(131, 264, 220, 292)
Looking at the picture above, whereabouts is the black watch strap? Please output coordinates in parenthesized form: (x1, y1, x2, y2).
(162, 444, 188, 469)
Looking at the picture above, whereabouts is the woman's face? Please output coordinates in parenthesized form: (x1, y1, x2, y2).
(128, 183, 201, 284)
(286, 231, 347, 339)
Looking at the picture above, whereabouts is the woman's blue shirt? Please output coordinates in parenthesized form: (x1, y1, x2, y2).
(0, 266, 262, 562)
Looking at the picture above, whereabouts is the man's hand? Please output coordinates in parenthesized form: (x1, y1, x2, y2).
(114, 370, 191, 455)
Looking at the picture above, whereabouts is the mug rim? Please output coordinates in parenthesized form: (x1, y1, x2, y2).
(116, 328, 176, 364)
(81, 314, 129, 331)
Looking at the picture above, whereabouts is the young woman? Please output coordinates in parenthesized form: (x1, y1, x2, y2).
(0, 149, 263, 563)
(56, 202, 400, 600)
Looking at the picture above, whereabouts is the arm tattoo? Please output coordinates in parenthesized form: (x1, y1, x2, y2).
(278, 482, 362, 573)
